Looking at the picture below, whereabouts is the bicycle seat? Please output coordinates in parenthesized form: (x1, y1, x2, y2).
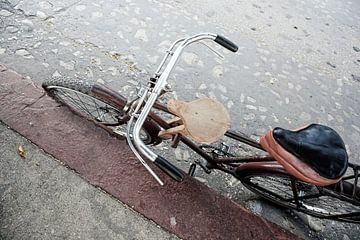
(260, 124, 348, 186)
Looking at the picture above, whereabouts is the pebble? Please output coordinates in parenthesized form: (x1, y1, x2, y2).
(147, 55, 158, 64)
(240, 94, 245, 103)
(6, 26, 19, 33)
(308, 218, 324, 232)
(33, 42, 41, 48)
(212, 65, 224, 78)
(52, 71, 61, 77)
(170, 217, 176, 227)
(134, 29, 148, 42)
(246, 105, 257, 110)
(174, 148, 190, 161)
(353, 46, 360, 52)
(36, 11, 47, 19)
(21, 19, 34, 27)
(336, 79, 343, 87)
(59, 61, 75, 70)
(206, 10, 215, 17)
(15, 49, 33, 58)
(117, 31, 124, 38)
(59, 41, 71, 46)
(96, 78, 105, 84)
(258, 106, 267, 112)
(0, 48, 6, 55)
(247, 96, 256, 103)
(92, 12, 103, 18)
(244, 113, 255, 121)
(182, 52, 199, 65)
(198, 83, 207, 90)
(107, 67, 119, 76)
(0, 10, 13, 17)
(75, 5, 87, 11)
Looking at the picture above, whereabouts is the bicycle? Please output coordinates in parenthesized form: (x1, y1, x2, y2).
(42, 33, 360, 223)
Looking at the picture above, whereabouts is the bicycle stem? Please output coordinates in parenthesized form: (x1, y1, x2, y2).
(129, 32, 238, 185)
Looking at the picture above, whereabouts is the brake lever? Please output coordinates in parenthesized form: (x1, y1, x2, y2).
(197, 41, 224, 59)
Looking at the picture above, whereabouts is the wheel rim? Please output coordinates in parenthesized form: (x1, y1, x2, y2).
(242, 173, 360, 222)
(47, 85, 155, 144)
(48, 86, 123, 126)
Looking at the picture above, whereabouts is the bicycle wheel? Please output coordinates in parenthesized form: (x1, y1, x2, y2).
(42, 77, 162, 145)
(239, 169, 360, 223)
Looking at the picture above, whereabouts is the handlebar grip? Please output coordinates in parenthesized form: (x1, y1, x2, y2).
(154, 156, 184, 182)
(214, 35, 238, 52)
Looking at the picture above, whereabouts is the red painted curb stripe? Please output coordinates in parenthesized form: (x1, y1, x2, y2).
(0, 65, 298, 240)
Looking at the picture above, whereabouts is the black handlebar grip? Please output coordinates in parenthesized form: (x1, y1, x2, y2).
(214, 35, 238, 52)
(154, 156, 184, 182)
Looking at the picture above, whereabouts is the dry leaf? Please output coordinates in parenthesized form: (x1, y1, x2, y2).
(18, 145, 26, 158)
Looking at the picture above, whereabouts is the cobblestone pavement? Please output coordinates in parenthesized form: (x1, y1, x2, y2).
(1, 0, 360, 239)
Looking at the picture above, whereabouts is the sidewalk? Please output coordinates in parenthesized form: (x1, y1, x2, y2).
(0, 66, 298, 240)
(0, 122, 178, 240)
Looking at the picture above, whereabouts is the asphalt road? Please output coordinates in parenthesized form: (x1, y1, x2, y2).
(1, 0, 360, 239)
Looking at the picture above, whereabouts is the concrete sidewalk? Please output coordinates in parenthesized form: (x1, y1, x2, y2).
(0, 122, 178, 240)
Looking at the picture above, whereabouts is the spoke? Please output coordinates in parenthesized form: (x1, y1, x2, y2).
(74, 91, 94, 116)
(53, 87, 119, 125)
(252, 176, 293, 198)
(249, 177, 293, 202)
(244, 172, 360, 221)
(57, 89, 90, 114)
(91, 98, 102, 121)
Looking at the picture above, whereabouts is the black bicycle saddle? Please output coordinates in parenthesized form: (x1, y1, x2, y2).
(273, 124, 348, 179)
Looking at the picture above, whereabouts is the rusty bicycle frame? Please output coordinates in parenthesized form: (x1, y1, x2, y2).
(154, 105, 360, 222)
(93, 81, 360, 222)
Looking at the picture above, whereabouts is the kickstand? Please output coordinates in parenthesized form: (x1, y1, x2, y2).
(188, 163, 197, 176)
(188, 160, 212, 176)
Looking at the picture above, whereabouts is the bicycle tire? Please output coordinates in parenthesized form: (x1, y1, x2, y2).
(42, 77, 162, 145)
(239, 169, 360, 223)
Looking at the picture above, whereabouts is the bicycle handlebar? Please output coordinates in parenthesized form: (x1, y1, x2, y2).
(130, 33, 238, 185)
(214, 35, 238, 52)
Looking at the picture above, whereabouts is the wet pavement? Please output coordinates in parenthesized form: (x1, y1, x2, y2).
(1, 0, 360, 239)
